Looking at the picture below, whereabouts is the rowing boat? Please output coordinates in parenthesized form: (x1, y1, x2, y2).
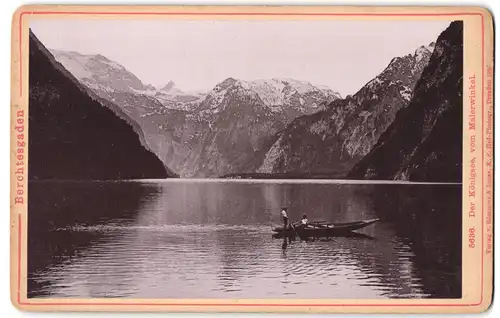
(272, 218, 380, 239)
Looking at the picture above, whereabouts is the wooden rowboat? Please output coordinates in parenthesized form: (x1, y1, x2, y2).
(272, 218, 380, 239)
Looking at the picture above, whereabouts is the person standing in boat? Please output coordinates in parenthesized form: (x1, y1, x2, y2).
(281, 207, 289, 229)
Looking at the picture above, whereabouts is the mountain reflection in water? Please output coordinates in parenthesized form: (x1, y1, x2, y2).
(28, 180, 461, 299)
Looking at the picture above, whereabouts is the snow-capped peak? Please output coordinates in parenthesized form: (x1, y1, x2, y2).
(50, 49, 147, 92)
(159, 81, 176, 92)
(144, 84, 156, 91)
(271, 77, 316, 95)
(201, 77, 341, 116)
(414, 42, 435, 63)
(93, 54, 126, 70)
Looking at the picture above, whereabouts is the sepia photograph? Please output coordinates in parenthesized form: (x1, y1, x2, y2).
(25, 17, 463, 300)
(10, 5, 494, 313)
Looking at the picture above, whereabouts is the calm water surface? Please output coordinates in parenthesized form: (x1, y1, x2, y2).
(28, 180, 461, 299)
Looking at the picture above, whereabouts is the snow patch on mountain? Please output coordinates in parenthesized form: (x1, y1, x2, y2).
(50, 50, 95, 79)
(273, 77, 314, 95)
(98, 57, 125, 70)
(238, 79, 285, 106)
(415, 42, 436, 63)
(82, 79, 116, 93)
(200, 77, 341, 116)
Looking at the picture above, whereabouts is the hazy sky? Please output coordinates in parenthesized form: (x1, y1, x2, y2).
(30, 19, 451, 96)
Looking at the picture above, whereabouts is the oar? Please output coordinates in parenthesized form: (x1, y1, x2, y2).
(290, 223, 299, 237)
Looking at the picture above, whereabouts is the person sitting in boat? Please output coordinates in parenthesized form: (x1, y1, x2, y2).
(280, 207, 289, 229)
(300, 214, 308, 226)
(290, 214, 309, 229)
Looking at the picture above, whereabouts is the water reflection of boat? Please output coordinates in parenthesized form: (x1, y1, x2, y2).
(272, 218, 380, 240)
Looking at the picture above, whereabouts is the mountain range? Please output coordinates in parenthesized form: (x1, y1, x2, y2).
(43, 20, 462, 182)
(50, 50, 342, 177)
(49, 49, 207, 111)
(257, 42, 435, 177)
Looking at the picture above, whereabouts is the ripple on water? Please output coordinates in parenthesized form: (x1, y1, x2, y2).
(28, 181, 461, 299)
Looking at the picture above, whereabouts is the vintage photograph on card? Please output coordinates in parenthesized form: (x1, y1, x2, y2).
(11, 5, 493, 313)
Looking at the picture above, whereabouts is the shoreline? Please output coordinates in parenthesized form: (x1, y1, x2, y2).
(28, 178, 463, 185)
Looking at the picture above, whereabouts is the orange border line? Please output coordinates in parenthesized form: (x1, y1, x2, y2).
(480, 13, 485, 307)
(16, 10, 485, 308)
(17, 214, 22, 305)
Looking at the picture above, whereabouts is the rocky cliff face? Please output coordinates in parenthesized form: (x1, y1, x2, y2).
(188, 78, 341, 177)
(348, 21, 463, 182)
(29, 31, 174, 180)
(188, 86, 284, 177)
(258, 43, 435, 176)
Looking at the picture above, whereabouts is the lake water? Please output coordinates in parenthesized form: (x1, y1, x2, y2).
(27, 180, 462, 299)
